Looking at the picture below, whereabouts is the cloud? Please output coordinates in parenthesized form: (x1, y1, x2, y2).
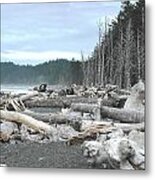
(1, 50, 82, 65)
(1, 1, 122, 65)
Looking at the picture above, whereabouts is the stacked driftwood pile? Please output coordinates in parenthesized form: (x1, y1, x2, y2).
(0, 80, 145, 169)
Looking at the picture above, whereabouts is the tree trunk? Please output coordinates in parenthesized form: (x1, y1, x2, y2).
(81, 51, 86, 86)
(71, 103, 144, 123)
(124, 19, 133, 89)
(22, 109, 82, 125)
(137, 29, 141, 80)
(25, 96, 122, 108)
(18, 91, 39, 102)
(0, 110, 57, 135)
(80, 120, 144, 132)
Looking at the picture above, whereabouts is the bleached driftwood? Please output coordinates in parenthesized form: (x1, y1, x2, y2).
(81, 132, 145, 170)
(22, 109, 82, 131)
(101, 106, 144, 123)
(22, 109, 144, 132)
(24, 96, 124, 108)
(71, 103, 144, 123)
(22, 109, 70, 123)
(0, 110, 57, 136)
(67, 120, 144, 146)
(18, 91, 39, 102)
(0, 91, 39, 111)
(80, 120, 144, 132)
(67, 124, 115, 145)
(124, 80, 145, 112)
(0, 121, 19, 141)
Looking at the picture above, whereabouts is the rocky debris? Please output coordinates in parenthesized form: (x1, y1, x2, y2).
(81, 129, 145, 170)
(0, 81, 145, 170)
(0, 121, 19, 142)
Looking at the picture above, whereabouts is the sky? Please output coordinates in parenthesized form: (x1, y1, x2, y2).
(1, 1, 122, 65)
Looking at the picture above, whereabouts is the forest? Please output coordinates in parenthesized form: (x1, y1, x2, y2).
(1, 0, 145, 89)
(82, 0, 145, 89)
(0, 59, 83, 85)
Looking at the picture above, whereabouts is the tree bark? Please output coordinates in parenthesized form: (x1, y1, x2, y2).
(71, 103, 144, 123)
(22, 109, 82, 125)
(23, 110, 144, 132)
(24, 96, 121, 108)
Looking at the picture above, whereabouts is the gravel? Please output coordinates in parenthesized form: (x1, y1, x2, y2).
(0, 142, 90, 169)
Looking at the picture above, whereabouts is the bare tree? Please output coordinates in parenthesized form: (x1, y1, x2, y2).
(97, 19, 103, 86)
(81, 51, 87, 86)
(141, 7, 145, 80)
(109, 26, 114, 84)
(124, 19, 134, 89)
(137, 28, 141, 81)
(117, 24, 124, 88)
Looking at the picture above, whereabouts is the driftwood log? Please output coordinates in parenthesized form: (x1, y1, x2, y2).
(0, 121, 19, 141)
(67, 124, 114, 145)
(22, 110, 144, 133)
(67, 121, 144, 145)
(24, 95, 126, 109)
(80, 121, 145, 132)
(0, 91, 39, 111)
(124, 80, 145, 111)
(81, 131, 145, 170)
(71, 103, 144, 123)
(18, 91, 39, 102)
(0, 110, 57, 136)
(22, 109, 82, 131)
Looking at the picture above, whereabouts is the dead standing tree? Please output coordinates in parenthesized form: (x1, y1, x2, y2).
(97, 20, 102, 86)
(109, 26, 114, 85)
(137, 28, 141, 81)
(100, 17, 108, 87)
(117, 25, 125, 88)
(124, 19, 135, 89)
(141, 7, 145, 81)
(81, 51, 87, 86)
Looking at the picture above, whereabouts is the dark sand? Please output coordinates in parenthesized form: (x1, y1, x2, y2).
(0, 142, 90, 169)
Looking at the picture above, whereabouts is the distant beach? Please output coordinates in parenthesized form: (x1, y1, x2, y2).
(1, 84, 33, 94)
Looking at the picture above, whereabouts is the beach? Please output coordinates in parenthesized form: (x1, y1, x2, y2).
(0, 142, 90, 169)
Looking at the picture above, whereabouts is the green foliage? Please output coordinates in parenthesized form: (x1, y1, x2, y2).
(0, 59, 83, 85)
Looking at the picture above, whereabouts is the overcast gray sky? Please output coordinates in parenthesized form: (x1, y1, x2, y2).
(1, 1, 122, 65)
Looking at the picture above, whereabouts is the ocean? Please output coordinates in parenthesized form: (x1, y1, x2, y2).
(0, 84, 67, 94)
(0, 84, 34, 94)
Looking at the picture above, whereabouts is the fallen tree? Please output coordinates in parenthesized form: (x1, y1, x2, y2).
(22, 109, 144, 132)
(22, 109, 71, 123)
(0, 91, 39, 111)
(18, 91, 39, 102)
(67, 123, 114, 145)
(0, 110, 57, 136)
(67, 121, 144, 145)
(24, 95, 126, 109)
(81, 134, 145, 170)
(80, 121, 145, 132)
(22, 109, 82, 128)
(71, 103, 144, 123)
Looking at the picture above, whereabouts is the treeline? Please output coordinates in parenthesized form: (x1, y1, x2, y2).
(82, 0, 145, 89)
(1, 0, 145, 88)
(0, 59, 83, 85)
